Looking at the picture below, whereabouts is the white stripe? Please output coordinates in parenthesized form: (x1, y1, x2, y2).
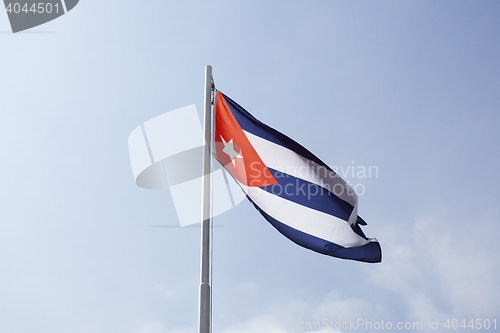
(239, 183, 369, 248)
(243, 130, 360, 225)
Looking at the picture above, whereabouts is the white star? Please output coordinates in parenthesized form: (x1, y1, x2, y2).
(220, 135, 243, 166)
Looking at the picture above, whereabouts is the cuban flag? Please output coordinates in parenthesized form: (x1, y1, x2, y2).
(214, 91, 381, 263)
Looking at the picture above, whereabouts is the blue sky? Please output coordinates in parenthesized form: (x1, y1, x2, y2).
(1, 1, 499, 332)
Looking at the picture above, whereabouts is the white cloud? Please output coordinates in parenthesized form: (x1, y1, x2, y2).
(219, 314, 343, 333)
(211, 206, 499, 333)
(369, 207, 500, 321)
(137, 208, 500, 333)
(219, 314, 291, 333)
(133, 322, 196, 333)
(133, 321, 167, 333)
(213, 281, 377, 333)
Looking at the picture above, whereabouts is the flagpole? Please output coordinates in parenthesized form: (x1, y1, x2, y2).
(199, 65, 213, 333)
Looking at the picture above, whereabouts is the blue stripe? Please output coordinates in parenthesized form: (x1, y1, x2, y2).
(246, 196, 382, 263)
(261, 168, 355, 223)
(357, 216, 367, 226)
(222, 93, 332, 171)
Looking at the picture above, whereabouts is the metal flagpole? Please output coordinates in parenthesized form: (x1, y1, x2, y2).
(199, 65, 213, 333)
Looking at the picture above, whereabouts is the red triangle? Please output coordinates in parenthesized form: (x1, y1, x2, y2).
(214, 92, 277, 187)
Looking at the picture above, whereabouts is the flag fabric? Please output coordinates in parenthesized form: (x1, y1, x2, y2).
(214, 91, 381, 263)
